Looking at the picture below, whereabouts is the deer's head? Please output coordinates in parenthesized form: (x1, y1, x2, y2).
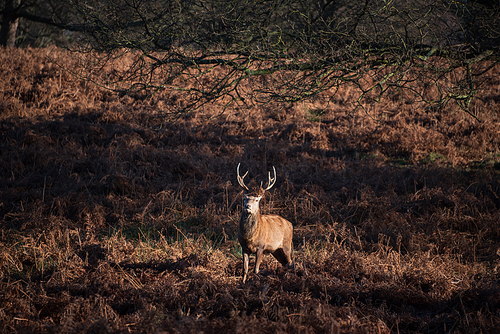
(237, 163, 276, 215)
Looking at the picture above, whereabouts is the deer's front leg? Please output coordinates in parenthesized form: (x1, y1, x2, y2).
(242, 251, 249, 283)
(254, 248, 264, 274)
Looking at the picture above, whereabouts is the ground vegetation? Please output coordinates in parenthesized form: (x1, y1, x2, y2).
(1, 47, 500, 333)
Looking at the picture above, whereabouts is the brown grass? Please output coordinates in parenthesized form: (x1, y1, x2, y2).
(1, 46, 500, 333)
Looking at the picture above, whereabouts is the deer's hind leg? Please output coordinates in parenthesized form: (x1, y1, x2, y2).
(272, 248, 290, 266)
(283, 243, 292, 265)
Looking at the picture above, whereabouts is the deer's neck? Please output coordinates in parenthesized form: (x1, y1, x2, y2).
(240, 210, 261, 238)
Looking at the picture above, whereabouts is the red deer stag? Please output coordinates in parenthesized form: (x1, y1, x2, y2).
(237, 163, 293, 283)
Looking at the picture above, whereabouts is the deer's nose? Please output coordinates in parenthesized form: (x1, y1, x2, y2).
(244, 201, 254, 210)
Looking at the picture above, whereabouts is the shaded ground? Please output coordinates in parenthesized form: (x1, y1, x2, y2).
(1, 47, 500, 333)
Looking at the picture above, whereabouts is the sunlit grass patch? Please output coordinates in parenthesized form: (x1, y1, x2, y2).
(307, 108, 326, 122)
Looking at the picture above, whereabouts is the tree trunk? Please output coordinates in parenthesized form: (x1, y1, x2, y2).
(0, 0, 21, 47)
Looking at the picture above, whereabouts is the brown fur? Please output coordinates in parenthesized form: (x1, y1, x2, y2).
(238, 187, 293, 283)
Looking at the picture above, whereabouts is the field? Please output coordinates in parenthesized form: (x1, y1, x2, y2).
(1, 47, 500, 333)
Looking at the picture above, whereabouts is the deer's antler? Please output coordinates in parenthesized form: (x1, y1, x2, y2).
(237, 163, 249, 191)
(263, 166, 276, 191)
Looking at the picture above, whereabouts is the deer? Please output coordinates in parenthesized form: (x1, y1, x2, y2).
(236, 163, 293, 283)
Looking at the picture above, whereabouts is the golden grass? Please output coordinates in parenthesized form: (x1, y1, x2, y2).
(1, 46, 500, 333)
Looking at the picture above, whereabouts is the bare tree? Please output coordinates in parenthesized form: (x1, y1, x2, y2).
(0, 0, 87, 47)
(0, 0, 20, 46)
(3, 0, 500, 118)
